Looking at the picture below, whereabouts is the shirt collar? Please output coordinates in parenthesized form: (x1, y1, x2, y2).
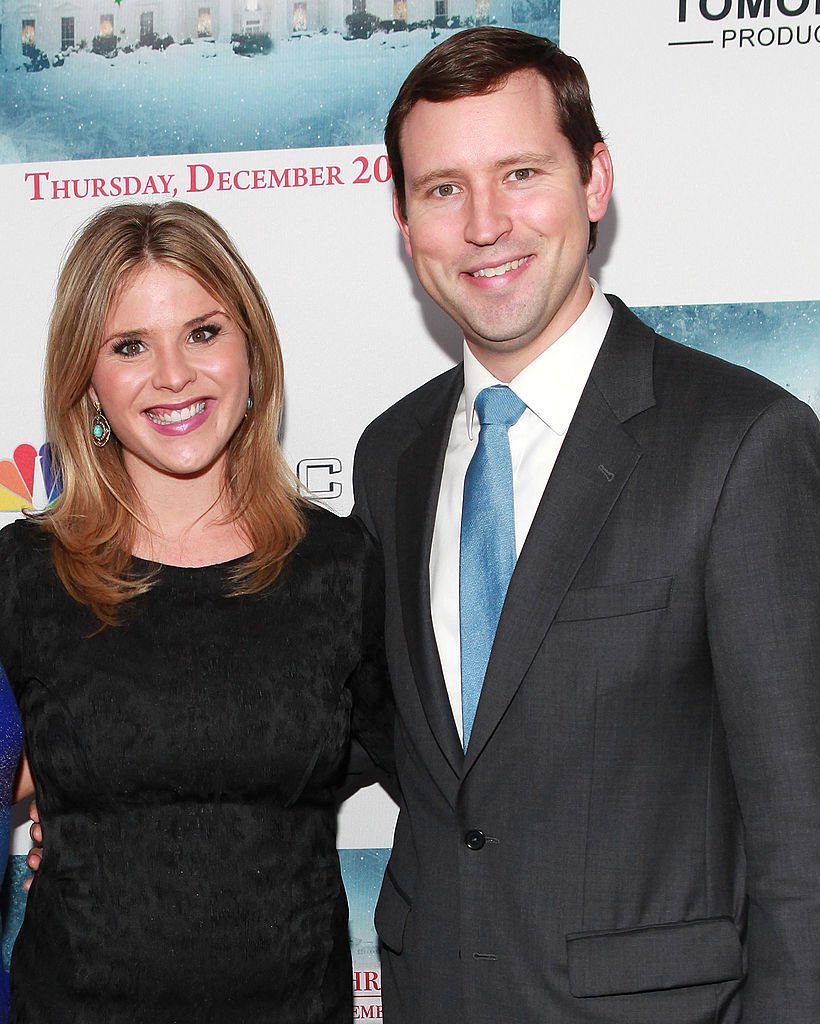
(463, 279, 613, 439)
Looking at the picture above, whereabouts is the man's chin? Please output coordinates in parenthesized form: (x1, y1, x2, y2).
(464, 327, 544, 355)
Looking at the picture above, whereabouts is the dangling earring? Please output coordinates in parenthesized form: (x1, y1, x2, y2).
(91, 402, 111, 448)
(245, 396, 253, 419)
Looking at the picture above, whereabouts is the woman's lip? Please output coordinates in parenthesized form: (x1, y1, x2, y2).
(144, 396, 211, 416)
(143, 399, 213, 435)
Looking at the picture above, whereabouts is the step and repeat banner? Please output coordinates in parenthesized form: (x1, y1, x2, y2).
(0, 0, 817, 1018)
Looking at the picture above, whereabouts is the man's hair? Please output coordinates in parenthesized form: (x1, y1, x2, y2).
(385, 27, 605, 252)
(38, 201, 305, 625)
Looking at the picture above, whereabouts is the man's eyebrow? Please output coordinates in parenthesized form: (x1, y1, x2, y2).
(408, 152, 557, 194)
(407, 168, 462, 194)
(493, 151, 557, 170)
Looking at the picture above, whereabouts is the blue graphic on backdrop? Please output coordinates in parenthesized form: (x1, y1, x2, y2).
(634, 301, 819, 415)
(339, 849, 389, 1016)
(0, 6, 560, 164)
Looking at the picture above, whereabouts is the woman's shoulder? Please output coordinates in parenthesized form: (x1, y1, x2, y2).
(0, 516, 50, 561)
(299, 503, 372, 563)
(302, 501, 363, 540)
(0, 517, 53, 607)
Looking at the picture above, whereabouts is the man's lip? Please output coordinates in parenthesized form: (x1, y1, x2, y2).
(465, 255, 534, 279)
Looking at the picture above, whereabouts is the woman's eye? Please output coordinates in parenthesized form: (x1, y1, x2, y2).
(112, 339, 144, 358)
(190, 323, 221, 344)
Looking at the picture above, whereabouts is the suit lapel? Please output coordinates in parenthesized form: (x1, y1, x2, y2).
(464, 300, 658, 770)
(395, 368, 465, 777)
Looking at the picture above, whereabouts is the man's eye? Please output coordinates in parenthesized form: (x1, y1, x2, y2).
(434, 183, 460, 198)
(509, 168, 534, 182)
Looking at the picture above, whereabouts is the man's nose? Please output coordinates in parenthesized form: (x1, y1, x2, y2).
(464, 187, 513, 247)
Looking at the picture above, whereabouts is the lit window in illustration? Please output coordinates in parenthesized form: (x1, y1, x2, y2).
(61, 17, 75, 49)
(140, 11, 154, 43)
(476, 0, 490, 18)
(22, 20, 35, 46)
(293, 3, 307, 31)
(435, 1, 449, 18)
(246, 0, 260, 10)
(394, 0, 407, 18)
(198, 7, 213, 36)
(100, 14, 114, 38)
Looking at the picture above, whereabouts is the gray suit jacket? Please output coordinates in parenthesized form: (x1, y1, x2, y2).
(353, 298, 820, 1023)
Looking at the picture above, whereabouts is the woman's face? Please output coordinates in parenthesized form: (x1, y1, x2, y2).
(89, 262, 251, 488)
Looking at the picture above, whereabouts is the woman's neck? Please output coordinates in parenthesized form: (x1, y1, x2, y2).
(125, 459, 252, 567)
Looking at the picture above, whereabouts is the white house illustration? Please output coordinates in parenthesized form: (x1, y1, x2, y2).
(0, 0, 522, 61)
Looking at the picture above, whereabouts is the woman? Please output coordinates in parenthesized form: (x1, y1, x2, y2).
(0, 202, 392, 1022)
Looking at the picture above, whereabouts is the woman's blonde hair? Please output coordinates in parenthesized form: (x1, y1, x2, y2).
(37, 200, 305, 624)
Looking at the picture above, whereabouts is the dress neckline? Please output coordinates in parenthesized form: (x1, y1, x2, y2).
(130, 552, 252, 572)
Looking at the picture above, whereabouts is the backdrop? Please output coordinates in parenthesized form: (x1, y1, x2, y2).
(0, 0, 817, 1017)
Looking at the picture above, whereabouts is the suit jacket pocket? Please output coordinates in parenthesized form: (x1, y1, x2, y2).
(555, 576, 673, 622)
(375, 866, 411, 955)
(566, 917, 742, 997)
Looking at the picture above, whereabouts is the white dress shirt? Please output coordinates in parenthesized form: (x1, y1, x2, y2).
(429, 280, 614, 741)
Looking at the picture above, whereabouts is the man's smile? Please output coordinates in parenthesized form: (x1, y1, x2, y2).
(470, 255, 533, 279)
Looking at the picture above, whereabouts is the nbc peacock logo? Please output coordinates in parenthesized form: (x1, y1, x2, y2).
(0, 444, 61, 512)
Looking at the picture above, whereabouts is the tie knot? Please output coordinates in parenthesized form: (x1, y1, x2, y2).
(474, 386, 527, 428)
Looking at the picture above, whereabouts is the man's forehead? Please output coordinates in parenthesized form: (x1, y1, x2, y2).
(399, 72, 559, 158)
(403, 71, 554, 128)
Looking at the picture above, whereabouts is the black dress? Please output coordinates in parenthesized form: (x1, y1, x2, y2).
(0, 508, 392, 1023)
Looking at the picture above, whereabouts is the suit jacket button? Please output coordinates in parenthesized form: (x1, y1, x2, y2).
(464, 829, 486, 850)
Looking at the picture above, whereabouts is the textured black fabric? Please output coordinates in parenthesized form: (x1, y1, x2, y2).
(0, 507, 392, 1023)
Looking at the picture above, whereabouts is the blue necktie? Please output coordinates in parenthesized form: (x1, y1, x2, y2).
(459, 385, 527, 750)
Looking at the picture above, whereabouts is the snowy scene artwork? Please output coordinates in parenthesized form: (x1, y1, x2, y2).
(0, 0, 560, 163)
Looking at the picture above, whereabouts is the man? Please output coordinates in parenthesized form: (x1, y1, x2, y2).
(353, 27, 820, 1023)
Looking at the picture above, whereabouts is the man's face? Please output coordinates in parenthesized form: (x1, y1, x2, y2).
(394, 70, 612, 380)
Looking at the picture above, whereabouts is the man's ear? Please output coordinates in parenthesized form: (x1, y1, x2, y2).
(392, 190, 413, 260)
(585, 142, 614, 224)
